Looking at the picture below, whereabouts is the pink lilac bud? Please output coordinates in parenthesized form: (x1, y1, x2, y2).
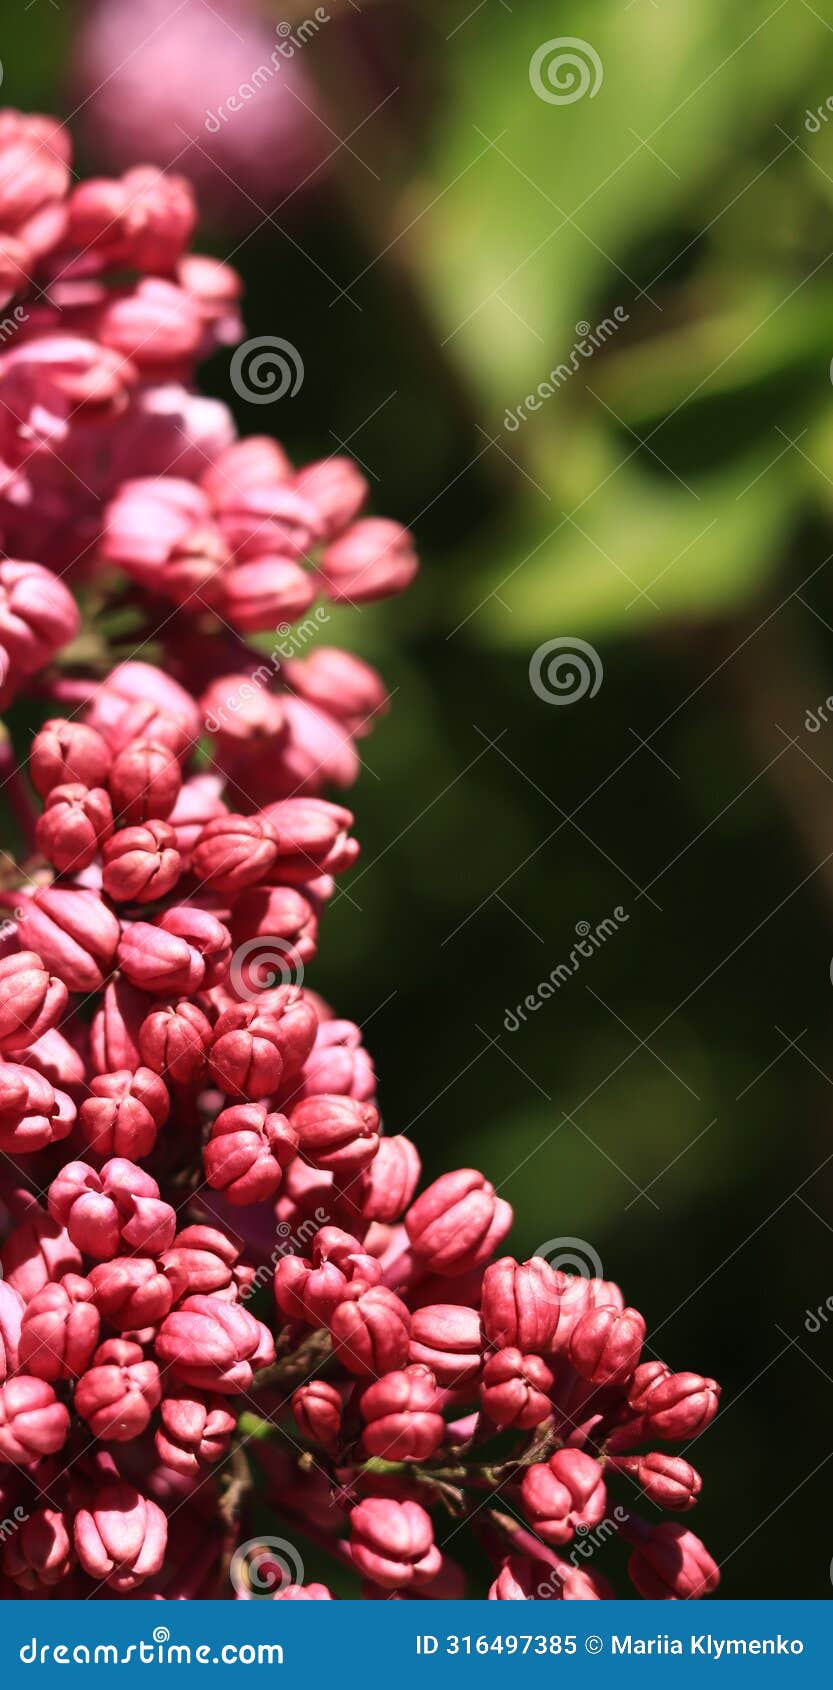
(568, 1305, 646, 1386)
(261, 798, 358, 885)
(0, 559, 80, 680)
(272, 694, 359, 796)
(158, 1226, 240, 1297)
(99, 698, 192, 759)
(0, 1283, 24, 1380)
(625, 1521, 720, 1600)
(520, 1450, 608, 1546)
(207, 1004, 285, 1100)
(293, 457, 368, 540)
(0, 1377, 70, 1460)
(89, 1258, 178, 1330)
(1, 1506, 72, 1589)
(87, 661, 200, 748)
(74, 1481, 167, 1592)
(321, 518, 418, 604)
(17, 1274, 99, 1380)
(18, 887, 119, 992)
(75, 1338, 162, 1441)
(0, 951, 67, 1055)
(156, 1295, 274, 1393)
(405, 1170, 512, 1277)
(68, 166, 195, 272)
(117, 921, 203, 996)
(612, 1453, 702, 1511)
(90, 978, 144, 1074)
(190, 813, 279, 895)
(348, 1136, 421, 1225)
(488, 1556, 540, 1601)
(156, 1387, 236, 1475)
(1, 1206, 81, 1301)
(273, 1583, 334, 1601)
(139, 998, 212, 1087)
(350, 1498, 440, 1590)
(360, 1365, 444, 1461)
(210, 558, 315, 634)
(292, 1381, 343, 1451)
(78, 1068, 169, 1159)
(0, 1063, 75, 1154)
(409, 1304, 483, 1388)
(35, 783, 113, 874)
(481, 1257, 562, 1353)
(627, 1366, 720, 1441)
(230, 884, 317, 973)
(102, 820, 181, 902)
(299, 1019, 375, 1101)
(330, 1286, 411, 1378)
(204, 1103, 297, 1205)
(166, 775, 227, 862)
(291, 1095, 380, 1175)
(254, 984, 318, 1077)
(21, 1026, 85, 1091)
(109, 738, 182, 824)
(283, 647, 388, 738)
(49, 1157, 175, 1258)
(157, 906, 230, 988)
(30, 719, 110, 799)
(275, 1228, 381, 1327)
(0, 110, 70, 255)
(481, 1349, 554, 1431)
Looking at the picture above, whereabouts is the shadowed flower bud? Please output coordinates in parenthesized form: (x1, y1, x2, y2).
(157, 906, 231, 988)
(156, 1386, 236, 1475)
(204, 1103, 297, 1205)
(0, 1062, 75, 1154)
(158, 1227, 240, 1298)
(626, 1365, 720, 1441)
(408, 1304, 483, 1388)
(0, 951, 67, 1055)
(292, 1380, 343, 1451)
(346, 1136, 421, 1225)
(283, 647, 388, 738)
(625, 1520, 720, 1600)
(298, 1019, 375, 1101)
(0, 1283, 24, 1381)
(75, 1337, 162, 1440)
(254, 984, 318, 1077)
(481, 1348, 554, 1430)
(18, 888, 119, 992)
(35, 782, 113, 873)
(275, 1228, 381, 1327)
(349, 1498, 440, 1590)
(191, 813, 279, 895)
(89, 978, 144, 1075)
(74, 1481, 167, 1592)
(1, 1506, 72, 1589)
(102, 819, 181, 902)
(207, 1004, 285, 1100)
(321, 518, 418, 604)
(30, 719, 111, 800)
(330, 1286, 411, 1378)
(230, 884, 317, 980)
(79, 1068, 169, 1159)
(0, 560, 80, 694)
(291, 1094, 379, 1175)
(68, 166, 195, 273)
(17, 1274, 99, 1380)
(155, 1294, 274, 1393)
(481, 1256, 562, 1353)
(211, 558, 316, 635)
(0, 1376, 70, 1460)
(360, 1365, 444, 1461)
(405, 1170, 513, 1278)
(117, 920, 204, 996)
(569, 1304, 646, 1386)
(612, 1452, 702, 1511)
(1, 1205, 81, 1301)
(293, 456, 368, 539)
(488, 1555, 540, 1601)
(520, 1450, 608, 1546)
(89, 1257, 178, 1330)
(261, 798, 358, 885)
(139, 998, 212, 1087)
(273, 1582, 334, 1601)
(109, 738, 182, 824)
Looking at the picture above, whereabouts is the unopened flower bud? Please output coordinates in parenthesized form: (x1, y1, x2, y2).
(349, 1497, 440, 1590)
(73, 1481, 167, 1592)
(520, 1450, 608, 1546)
(207, 1004, 285, 1100)
(408, 1304, 483, 1389)
(30, 719, 110, 799)
(102, 819, 181, 902)
(568, 1304, 645, 1386)
(0, 1376, 70, 1461)
(18, 888, 119, 992)
(0, 951, 67, 1056)
(1, 1506, 72, 1589)
(0, 1062, 75, 1154)
(625, 1520, 720, 1600)
(204, 1103, 297, 1205)
(360, 1365, 444, 1460)
(330, 1286, 411, 1378)
(78, 1068, 169, 1159)
(89, 1257, 178, 1330)
(75, 1337, 162, 1441)
(155, 1294, 274, 1393)
(405, 1170, 512, 1277)
(612, 1452, 702, 1511)
(139, 998, 212, 1087)
(191, 813, 279, 895)
(17, 1274, 99, 1380)
(291, 1094, 380, 1176)
(292, 1380, 343, 1451)
(321, 518, 418, 604)
(481, 1256, 562, 1353)
(155, 1386, 236, 1474)
(480, 1348, 554, 1430)
(35, 782, 113, 873)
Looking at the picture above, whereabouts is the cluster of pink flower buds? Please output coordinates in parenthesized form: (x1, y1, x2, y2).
(0, 102, 723, 1602)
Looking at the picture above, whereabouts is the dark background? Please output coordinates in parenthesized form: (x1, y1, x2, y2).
(6, 0, 833, 1596)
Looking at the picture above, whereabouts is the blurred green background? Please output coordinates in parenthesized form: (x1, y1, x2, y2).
(8, 0, 833, 1597)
